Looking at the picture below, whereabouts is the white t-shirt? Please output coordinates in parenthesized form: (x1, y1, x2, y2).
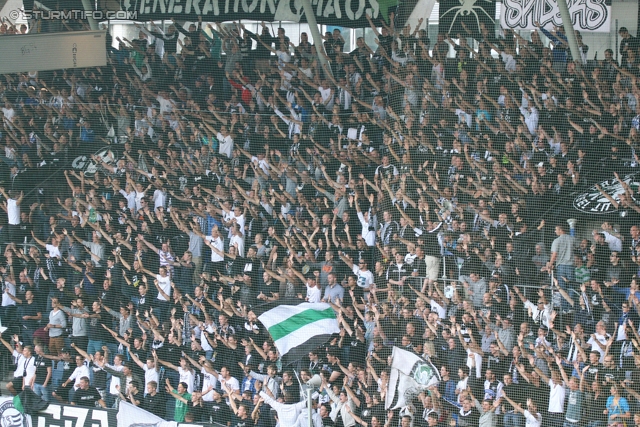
(547, 380, 566, 413)
(45, 244, 62, 259)
(2, 281, 16, 307)
(69, 363, 91, 390)
(2, 107, 15, 123)
(142, 364, 159, 394)
(352, 265, 374, 290)
(221, 375, 240, 391)
(12, 350, 34, 381)
(108, 364, 124, 394)
(306, 284, 321, 303)
(430, 300, 446, 319)
(231, 213, 246, 236)
(206, 236, 224, 262)
(524, 410, 542, 427)
(152, 189, 166, 210)
(456, 377, 469, 403)
(119, 190, 136, 210)
(201, 367, 218, 402)
(178, 367, 195, 393)
(588, 333, 610, 362)
(218, 133, 233, 158)
(199, 324, 215, 352)
(7, 199, 19, 225)
(156, 95, 174, 115)
(155, 275, 171, 301)
(318, 86, 333, 108)
(230, 234, 244, 257)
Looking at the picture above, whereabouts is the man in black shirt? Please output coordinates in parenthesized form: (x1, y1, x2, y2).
(118, 380, 143, 408)
(599, 355, 623, 386)
(18, 290, 41, 347)
(86, 300, 108, 356)
(134, 283, 152, 316)
(210, 389, 232, 425)
(619, 27, 640, 67)
(32, 344, 52, 402)
(185, 390, 210, 423)
(143, 381, 166, 419)
(457, 397, 480, 427)
(502, 374, 525, 427)
(71, 377, 106, 408)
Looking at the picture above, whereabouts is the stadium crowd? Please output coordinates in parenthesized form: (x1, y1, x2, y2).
(2, 11, 640, 427)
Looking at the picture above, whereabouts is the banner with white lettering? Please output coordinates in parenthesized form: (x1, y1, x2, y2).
(32, 403, 116, 427)
(500, 0, 611, 32)
(113, 0, 397, 27)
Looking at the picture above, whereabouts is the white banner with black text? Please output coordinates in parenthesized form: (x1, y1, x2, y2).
(500, 0, 611, 32)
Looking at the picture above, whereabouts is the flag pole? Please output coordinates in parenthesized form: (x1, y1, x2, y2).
(299, 0, 333, 79)
(556, 0, 582, 64)
(307, 387, 313, 427)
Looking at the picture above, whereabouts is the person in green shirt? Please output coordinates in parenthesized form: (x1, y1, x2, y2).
(574, 255, 591, 285)
(165, 379, 192, 423)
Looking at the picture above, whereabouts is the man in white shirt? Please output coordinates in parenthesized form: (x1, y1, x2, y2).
(1, 337, 35, 396)
(229, 226, 245, 258)
(339, 254, 374, 299)
(305, 277, 322, 303)
(214, 366, 240, 402)
(217, 126, 233, 158)
(0, 188, 22, 242)
(2, 102, 15, 123)
(0, 276, 17, 325)
(588, 321, 611, 362)
(61, 354, 91, 403)
(200, 359, 218, 402)
(355, 196, 376, 246)
(202, 226, 224, 276)
(259, 386, 309, 426)
(156, 91, 174, 116)
(128, 352, 158, 396)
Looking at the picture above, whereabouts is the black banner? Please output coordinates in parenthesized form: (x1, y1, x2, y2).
(439, 0, 495, 37)
(33, 404, 118, 427)
(117, 0, 398, 27)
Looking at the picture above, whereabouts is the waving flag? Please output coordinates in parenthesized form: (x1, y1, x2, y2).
(257, 302, 340, 363)
(386, 347, 441, 410)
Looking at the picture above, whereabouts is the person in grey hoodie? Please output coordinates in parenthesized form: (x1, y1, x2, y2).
(60, 297, 89, 352)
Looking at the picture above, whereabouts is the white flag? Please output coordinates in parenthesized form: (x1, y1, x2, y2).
(386, 347, 441, 410)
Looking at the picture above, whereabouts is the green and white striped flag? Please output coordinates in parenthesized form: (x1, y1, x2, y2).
(258, 303, 340, 360)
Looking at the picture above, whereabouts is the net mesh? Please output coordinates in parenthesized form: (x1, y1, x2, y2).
(0, 9, 637, 427)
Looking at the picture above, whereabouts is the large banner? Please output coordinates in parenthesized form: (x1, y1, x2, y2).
(500, 0, 611, 32)
(112, 0, 397, 26)
(32, 403, 117, 427)
(439, 0, 495, 37)
(0, 397, 117, 427)
(573, 173, 639, 215)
